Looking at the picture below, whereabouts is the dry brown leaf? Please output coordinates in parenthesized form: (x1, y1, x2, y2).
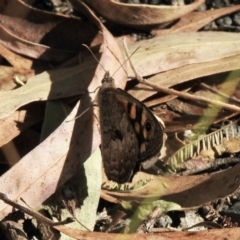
(0, 101, 90, 220)
(152, 5, 240, 35)
(157, 228, 240, 239)
(36, 225, 240, 240)
(137, 55, 240, 106)
(0, 43, 33, 69)
(0, 61, 96, 119)
(148, 54, 240, 88)
(103, 164, 240, 208)
(73, 0, 205, 26)
(0, 0, 102, 61)
(0, 2, 126, 221)
(125, 32, 240, 78)
(0, 103, 44, 148)
(0, 22, 73, 62)
(124, 32, 240, 102)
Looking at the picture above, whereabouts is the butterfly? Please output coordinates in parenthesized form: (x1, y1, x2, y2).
(99, 71, 164, 183)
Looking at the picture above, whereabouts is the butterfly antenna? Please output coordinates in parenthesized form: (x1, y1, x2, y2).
(82, 43, 140, 77)
(82, 44, 107, 73)
(111, 45, 140, 78)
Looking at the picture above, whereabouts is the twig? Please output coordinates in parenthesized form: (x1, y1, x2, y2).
(0, 193, 74, 226)
(61, 199, 91, 231)
(122, 39, 240, 113)
(136, 206, 163, 233)
(200, 82, 240, 104)
(181, 157, 240, 175)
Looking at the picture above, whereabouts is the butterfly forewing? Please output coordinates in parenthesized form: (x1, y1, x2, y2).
(100, 87, 139, 183)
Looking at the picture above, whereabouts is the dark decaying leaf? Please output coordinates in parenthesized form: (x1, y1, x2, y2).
(0, 0, 102, 61)
(152, 5, 240, 35)
(73, 0, 205, 26)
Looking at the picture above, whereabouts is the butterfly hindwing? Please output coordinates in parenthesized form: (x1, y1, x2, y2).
(113, 88, 163, 162)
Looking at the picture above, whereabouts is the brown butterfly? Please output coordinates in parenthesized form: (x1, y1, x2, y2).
(99, 72, 164, 183)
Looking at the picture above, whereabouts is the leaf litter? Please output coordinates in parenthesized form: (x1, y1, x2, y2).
(0, 0, 240, 239)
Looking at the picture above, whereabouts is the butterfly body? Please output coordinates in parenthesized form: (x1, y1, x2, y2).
(99, 72, 163, 183)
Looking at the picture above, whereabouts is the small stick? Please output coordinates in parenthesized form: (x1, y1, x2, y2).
(122, 39, 240, 113)
(200, 82, 240, 104)
(136, 206, 163, 233)
(61, 199, 91, 231)
(181, 157, 240, 175)
(0, 193, 74, 226)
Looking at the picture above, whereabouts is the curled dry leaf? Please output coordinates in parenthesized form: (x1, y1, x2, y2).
(0, 0, 102, 61)
(103, 164, 240, 208)
(50, 225, 240, 239)
(72, 0, 205, 26)
(153, 5, 240, 35)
